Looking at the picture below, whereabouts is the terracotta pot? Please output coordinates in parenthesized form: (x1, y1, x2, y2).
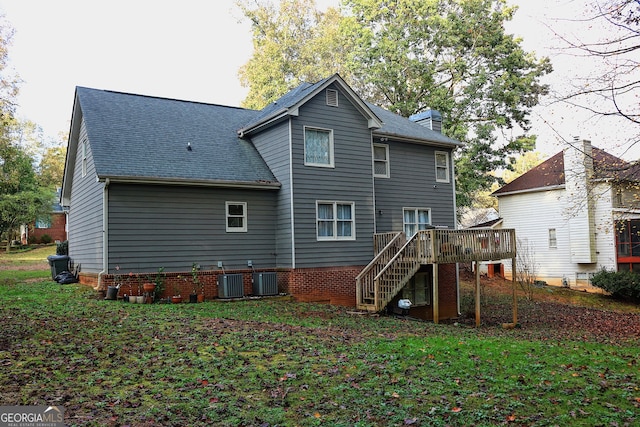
(143, 283, 156, 293)
(197, 294, 205, 303)
(172, 296, 182, 304)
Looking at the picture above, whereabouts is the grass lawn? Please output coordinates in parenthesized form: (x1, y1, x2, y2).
(0, 252, 638, 426)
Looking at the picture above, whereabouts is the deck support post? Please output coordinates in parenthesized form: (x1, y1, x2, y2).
(432, 264, 439, 324)
(475, 260, 481, 327)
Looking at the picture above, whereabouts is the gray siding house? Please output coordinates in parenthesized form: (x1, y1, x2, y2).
(61, 74, 461, 307)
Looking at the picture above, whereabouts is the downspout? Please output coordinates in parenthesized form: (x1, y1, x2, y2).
(97, 178, 110, 290)
(289, 118, 296, 269)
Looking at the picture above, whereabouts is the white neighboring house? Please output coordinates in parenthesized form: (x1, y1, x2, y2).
(492, 138, 640, 289)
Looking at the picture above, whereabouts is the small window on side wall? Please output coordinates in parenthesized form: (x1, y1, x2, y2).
(81, 139, 88, 177)
(373, 143, 389, 178)
(435, 151, 449, 183)
(549, 228, 557, 248)
(226, 202, 247, 232)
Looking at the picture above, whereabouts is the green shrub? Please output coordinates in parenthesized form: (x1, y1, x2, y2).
(590, 268, 640, 302)
(40, 234, 52, 244)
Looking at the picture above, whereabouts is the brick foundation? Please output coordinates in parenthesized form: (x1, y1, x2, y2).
(80, 266, 363, 306)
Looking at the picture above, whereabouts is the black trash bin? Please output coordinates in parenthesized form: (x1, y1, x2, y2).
(47, 255, 70, 280)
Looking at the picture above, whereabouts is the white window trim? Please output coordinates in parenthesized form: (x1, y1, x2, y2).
(549, 228, 557, 249)
(81, 139, 87, 178)
(304, 126, 335, 168)
(226, 201, 247, 233)
(373, 143, 390, 178)
(316, 201, 356, 241)
(403, 207, 432, 237)
(435, 151, 450, 183)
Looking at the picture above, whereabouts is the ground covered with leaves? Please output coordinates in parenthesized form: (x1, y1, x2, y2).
(1, 249, 639, 426)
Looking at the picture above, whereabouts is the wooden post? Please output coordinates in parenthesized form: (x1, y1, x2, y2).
(512, 256, 518, 325)
(433, 264, 439, 324)
(475, 260, 481, 327)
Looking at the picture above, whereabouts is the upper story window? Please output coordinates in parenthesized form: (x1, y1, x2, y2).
(435, 151, 449, 183)
(403, 207, 431, 237)
(373, 143, 389, 178)
(317, 201, 355, 240)
(326, 89, 338, 107)
(81, 139, 88, 177)
(548, 228, 557, 248)
(304, 127, 334, 167)
(226, 202, 247, 232)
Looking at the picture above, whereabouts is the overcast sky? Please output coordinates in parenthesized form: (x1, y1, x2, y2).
(0, 0, 635, 160)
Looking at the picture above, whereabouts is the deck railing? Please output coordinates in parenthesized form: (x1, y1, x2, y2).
(357, 228, 516, 311)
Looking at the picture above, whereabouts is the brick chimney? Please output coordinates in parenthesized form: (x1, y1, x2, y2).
(563, 137, 596, 263)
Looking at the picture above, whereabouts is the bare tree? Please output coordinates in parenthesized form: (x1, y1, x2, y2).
(553, 1, 639, 130)
(516, 238, 538, 300)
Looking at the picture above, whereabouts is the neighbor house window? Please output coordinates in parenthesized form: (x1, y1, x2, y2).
(304, 127, 334, 167)
(435, 151, 449, 183)
(373, 143, 389, 178)
(226, 202, 247, 232)
(81, 139, 87, 177)
(36, 216, 51, 229)
(317, 201, 355, 240)
(549, 228, 557, 248)
(403, 208, 431, 237)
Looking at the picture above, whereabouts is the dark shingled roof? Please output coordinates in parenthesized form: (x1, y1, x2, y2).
(76, 87, 278, 186)
(75, 75, 463, 188)
(493, 147, 640, 196)
(367, 103, 461, 147)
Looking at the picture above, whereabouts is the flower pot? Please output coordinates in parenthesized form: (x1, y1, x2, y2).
(189, 294, 198, 303)
(136, 295, 145, 304)
(123, 295, 129, 303)
(172, 296, 182, 304)
(143, 283, 156, 293)
(197, 294, 205, 303)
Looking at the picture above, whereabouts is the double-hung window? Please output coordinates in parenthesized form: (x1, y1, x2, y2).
(304, 127, 334, 167)
(226, 202, 247, 232)
(373, 143, 389, 178)
(403, 208, 431, 237)
(435, 151, 449, 183)
(548, 228, 557, 248)
(317, 201, 355, 240)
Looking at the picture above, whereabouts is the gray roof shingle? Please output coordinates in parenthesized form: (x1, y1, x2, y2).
(76, 87, 279, 186)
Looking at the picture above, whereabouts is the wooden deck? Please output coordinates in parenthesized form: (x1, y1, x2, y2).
(356, 229, 516, 313)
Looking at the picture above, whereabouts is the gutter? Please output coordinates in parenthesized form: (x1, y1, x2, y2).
(96, 176, 281, 190)
(97, 178, 110, 290)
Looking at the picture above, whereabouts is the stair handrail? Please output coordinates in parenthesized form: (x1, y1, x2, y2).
(356, 232, 405, 307)
(372, 230, 433, 310)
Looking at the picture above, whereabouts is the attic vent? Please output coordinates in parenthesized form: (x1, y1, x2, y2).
(326, 89, 338, 107)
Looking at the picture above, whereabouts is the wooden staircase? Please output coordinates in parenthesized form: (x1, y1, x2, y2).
(356, 231, 430, 312)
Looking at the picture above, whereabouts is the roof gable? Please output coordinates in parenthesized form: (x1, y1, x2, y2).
(493, 146, 640, 196)
(239, 74, 383, 136)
